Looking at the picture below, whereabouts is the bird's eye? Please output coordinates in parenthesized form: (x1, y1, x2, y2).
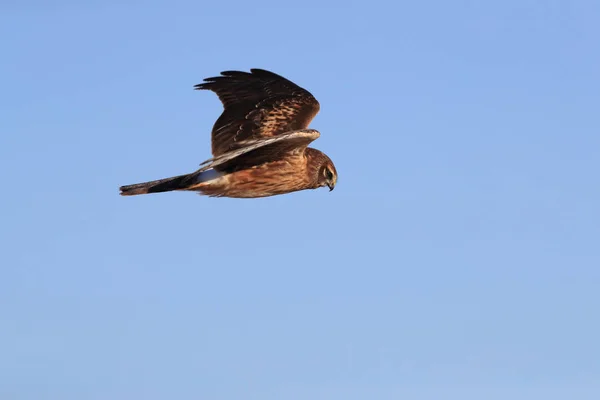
(325, 168, 333, 180)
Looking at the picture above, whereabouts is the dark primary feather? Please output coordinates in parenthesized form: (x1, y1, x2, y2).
(194, 69, 320, 156)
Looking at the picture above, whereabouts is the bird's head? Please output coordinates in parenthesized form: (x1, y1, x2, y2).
(318, 159, 338, 192)
(306, 148, 337, 192)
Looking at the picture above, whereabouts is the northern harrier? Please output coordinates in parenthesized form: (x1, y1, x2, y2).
(119, 68, 337, 198)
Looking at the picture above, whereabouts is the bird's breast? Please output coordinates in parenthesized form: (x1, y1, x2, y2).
(219, 159, 310, 198)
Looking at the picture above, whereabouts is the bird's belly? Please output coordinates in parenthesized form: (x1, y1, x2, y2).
(202, 162, 309, 198)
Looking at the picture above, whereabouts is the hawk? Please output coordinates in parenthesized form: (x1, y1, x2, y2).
(119, 68, 337, 199)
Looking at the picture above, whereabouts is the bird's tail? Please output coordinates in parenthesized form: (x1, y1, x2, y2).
(119, 173, 194, 196)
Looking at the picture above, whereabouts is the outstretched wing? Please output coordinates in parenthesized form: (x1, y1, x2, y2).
(194, 68, 320, 156)
(198, 129, 320, 173)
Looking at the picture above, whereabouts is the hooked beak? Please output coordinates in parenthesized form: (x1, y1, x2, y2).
(327, 182, 335, 191)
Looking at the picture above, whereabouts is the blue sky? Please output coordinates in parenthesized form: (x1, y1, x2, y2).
(1, 1, 599, 399)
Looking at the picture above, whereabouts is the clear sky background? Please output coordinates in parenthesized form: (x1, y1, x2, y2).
(1, 1, 599, 399)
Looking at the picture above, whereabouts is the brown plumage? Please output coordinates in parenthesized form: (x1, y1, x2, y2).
(119, 68, 337, 199)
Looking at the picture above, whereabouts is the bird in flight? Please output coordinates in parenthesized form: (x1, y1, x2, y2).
(119, 68, 337, 199)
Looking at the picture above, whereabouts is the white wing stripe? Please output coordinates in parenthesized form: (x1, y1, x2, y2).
(198, 129, 320, 171)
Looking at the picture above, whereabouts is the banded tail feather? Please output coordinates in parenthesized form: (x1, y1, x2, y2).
(119, 173, 193, 196)
(119, 169, 223, 196)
